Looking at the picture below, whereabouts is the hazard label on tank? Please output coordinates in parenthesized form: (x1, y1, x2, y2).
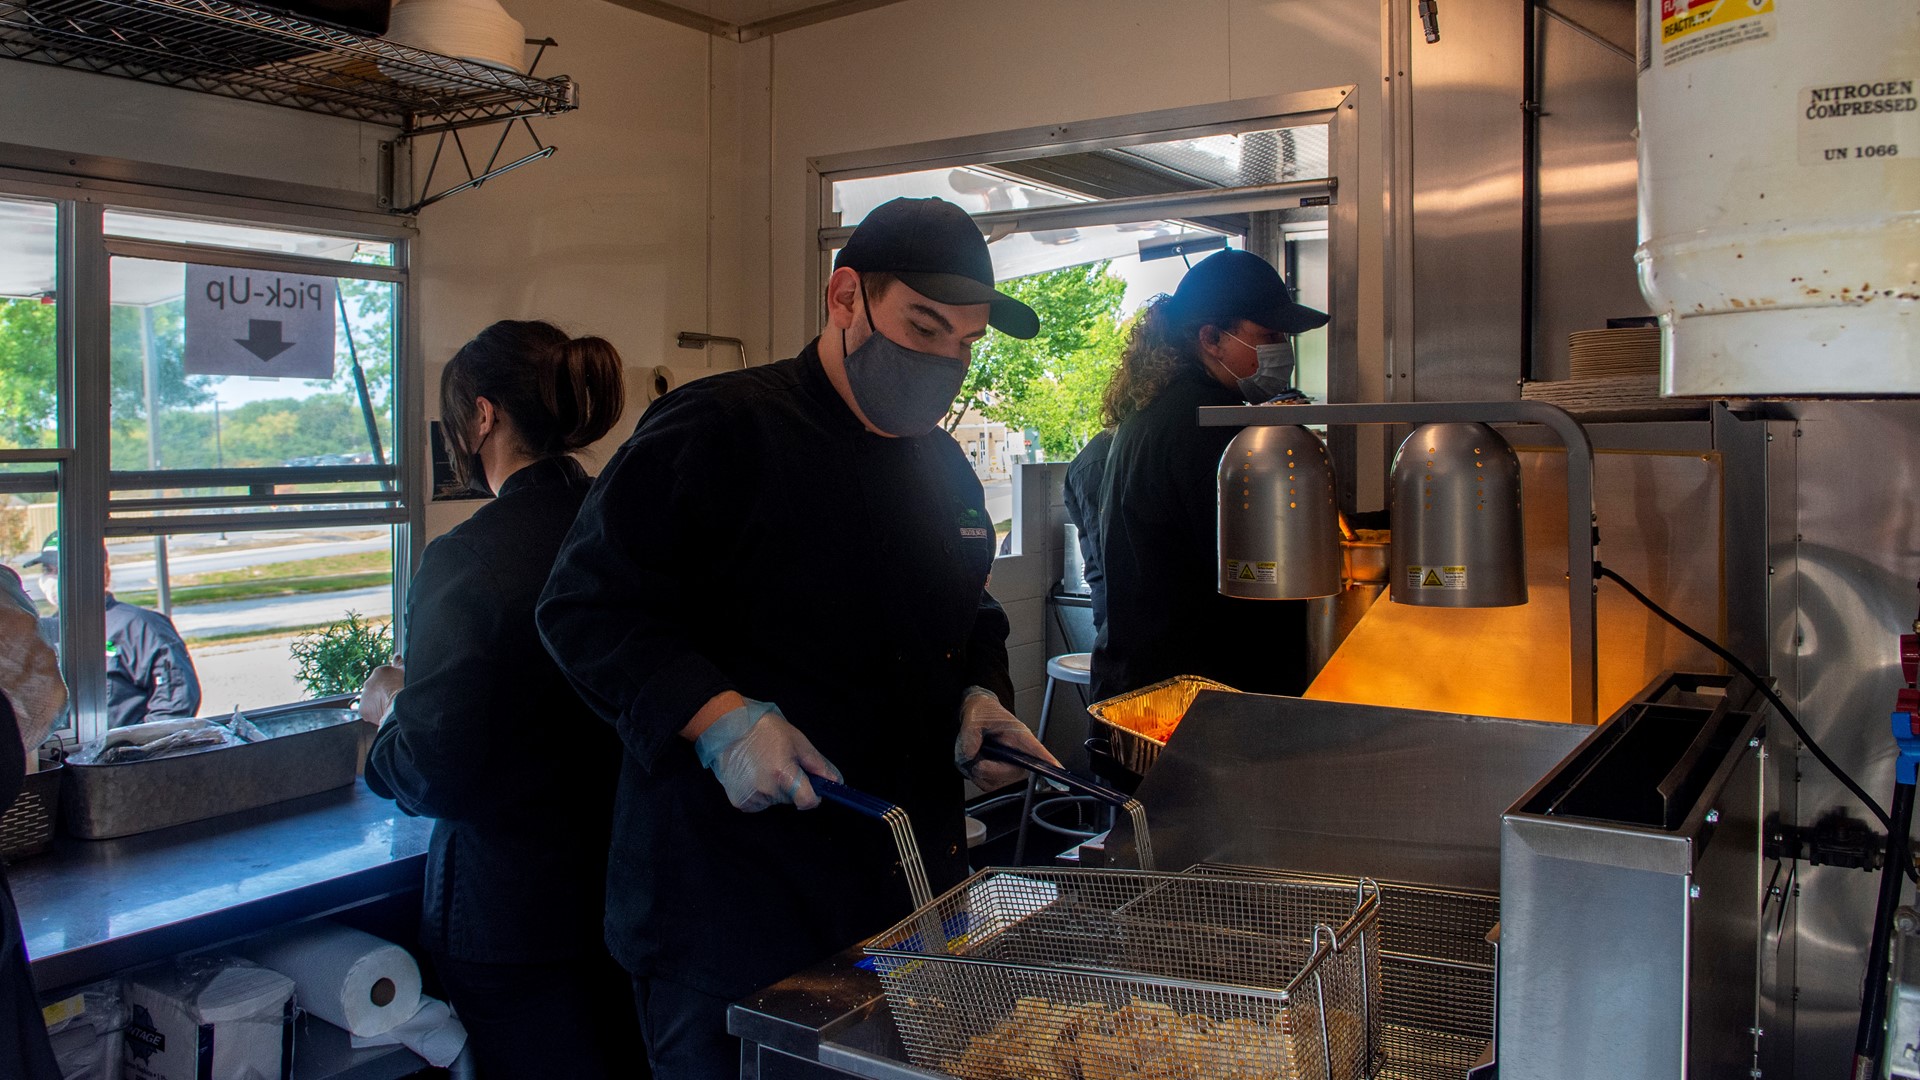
(1659, 0, 1772, 68)
(1407, 565, 1468, 590)
(1225, 560, 1278, 584)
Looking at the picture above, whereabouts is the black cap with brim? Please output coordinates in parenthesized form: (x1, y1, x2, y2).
(1169, 248, 1329, 336)
(893, 270, 1041, 341)
(22, 551, 53, 572)
(835, 197, 1041, 340)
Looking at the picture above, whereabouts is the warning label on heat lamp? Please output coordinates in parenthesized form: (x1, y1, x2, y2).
(1407, 566, 1469, 590)
(1660, 0, 1773, 67)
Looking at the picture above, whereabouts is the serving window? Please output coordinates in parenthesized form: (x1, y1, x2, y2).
(0, 191, 414, 744)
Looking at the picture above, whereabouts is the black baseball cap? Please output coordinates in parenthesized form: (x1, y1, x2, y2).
(834, 197, 1040, 339)
(22, 535, 55, 573)
(1168, 249, 1329, 335)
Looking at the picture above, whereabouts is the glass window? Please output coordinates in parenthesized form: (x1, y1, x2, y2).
(823, 115, 1340, 562)
(104, 527, 396, 719)
(0, 200, 58, 453)
(2, 191, 409, 742)
(105, 209, 394, 265)
(107, 258, 397, 477)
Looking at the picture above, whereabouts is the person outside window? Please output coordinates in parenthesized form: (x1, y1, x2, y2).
(28, 542, 202, 728)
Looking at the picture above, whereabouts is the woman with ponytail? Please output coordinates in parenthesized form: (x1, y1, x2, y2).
(1091, 250, 1329, 703)
(361, 320, 642, 1078)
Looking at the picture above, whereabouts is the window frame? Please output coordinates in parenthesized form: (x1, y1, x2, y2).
(806, 86, 1361, 389)
(0, 174, 419, 745)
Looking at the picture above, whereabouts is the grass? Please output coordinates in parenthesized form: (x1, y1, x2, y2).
(186, 617, 392, 648)
(117, 549, 392, 609)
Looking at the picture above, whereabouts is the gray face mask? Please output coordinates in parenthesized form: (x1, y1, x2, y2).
(1232, 335, 1297, 403)
(841, 285, 968, 436)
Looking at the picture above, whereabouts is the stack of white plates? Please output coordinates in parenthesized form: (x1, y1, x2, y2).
(383, 0, 526, 76)
(1568, 327, 1661, 380)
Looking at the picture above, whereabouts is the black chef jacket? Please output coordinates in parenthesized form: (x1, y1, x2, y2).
(1092, 366, 1309, 701)
(538, 341, 1013, 1001)
(366, 456, 623, 965)
(1064, 428, 1113, 629)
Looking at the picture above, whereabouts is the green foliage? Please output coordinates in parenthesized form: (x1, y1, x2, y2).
(111, 300, 215, 424)
(950, 262, 1128, 460)
(288, 611, 393, 698)
(0, 299, 57, 449)
(108, 393, 396, 470)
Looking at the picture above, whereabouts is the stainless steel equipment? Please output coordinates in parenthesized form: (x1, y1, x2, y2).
(1218, 423, 1343, 600)
(1498, 672, 1772, 1080)
(865, 867, 1381, 1080)
(61, 706, 361, 840)
(1388, 423, 1526, 608)
(726, 692, 1591, 1078)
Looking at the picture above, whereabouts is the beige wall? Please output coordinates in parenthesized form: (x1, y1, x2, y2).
(414, 0, 732, 538)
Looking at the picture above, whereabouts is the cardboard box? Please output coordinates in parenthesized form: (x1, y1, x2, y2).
(122, 957, 294, 1080)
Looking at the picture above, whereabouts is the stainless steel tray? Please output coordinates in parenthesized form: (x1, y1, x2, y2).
(62, 707, 361, 839)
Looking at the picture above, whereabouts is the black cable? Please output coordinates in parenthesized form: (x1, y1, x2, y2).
(1598, 564, 1910, 864)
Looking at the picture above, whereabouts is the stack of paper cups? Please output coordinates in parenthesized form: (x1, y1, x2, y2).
(240, 922, 423, 1037)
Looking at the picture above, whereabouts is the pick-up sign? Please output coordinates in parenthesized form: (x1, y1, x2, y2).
(184, 265, 337, 380)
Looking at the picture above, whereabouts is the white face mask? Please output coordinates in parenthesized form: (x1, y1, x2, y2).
(1226, 332, 1296, 402)
(38, 574, 57, 612)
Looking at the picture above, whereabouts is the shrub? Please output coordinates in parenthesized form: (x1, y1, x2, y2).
(289, 611, 393, 698)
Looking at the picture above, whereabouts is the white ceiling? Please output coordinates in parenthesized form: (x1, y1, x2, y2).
(601, 0, 911, 41)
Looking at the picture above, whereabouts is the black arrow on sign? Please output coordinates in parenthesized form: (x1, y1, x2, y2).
(235, 319, 296, 362)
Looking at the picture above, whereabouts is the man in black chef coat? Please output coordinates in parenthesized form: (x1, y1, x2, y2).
(538, 196, 1059, 1079)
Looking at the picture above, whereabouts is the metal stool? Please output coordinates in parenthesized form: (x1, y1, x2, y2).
(1015, 652, 1092, 865)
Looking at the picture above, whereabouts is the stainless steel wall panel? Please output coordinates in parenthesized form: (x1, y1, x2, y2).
(1409, 0, 1528, 401)
(1531, 0, 1647, 382)
(1780, 401, 1920, 1078)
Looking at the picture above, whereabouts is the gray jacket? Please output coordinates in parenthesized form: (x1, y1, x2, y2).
(39, 594, 201, 728)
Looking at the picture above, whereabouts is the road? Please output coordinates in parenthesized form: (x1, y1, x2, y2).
(169, 585, 392, 641)
(105, 533, 389, 593)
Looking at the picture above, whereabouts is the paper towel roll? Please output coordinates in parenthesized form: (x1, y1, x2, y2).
(646, 365, 718, 403)
(240, 922, 422, 1037)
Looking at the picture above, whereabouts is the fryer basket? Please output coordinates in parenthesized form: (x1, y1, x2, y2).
(866, 867, 1381, 1080)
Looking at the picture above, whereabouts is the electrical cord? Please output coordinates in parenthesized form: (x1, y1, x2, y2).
(1597, 563, 1918, 883)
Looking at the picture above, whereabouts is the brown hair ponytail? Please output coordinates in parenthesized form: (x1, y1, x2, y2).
(441, 320, 627, 489)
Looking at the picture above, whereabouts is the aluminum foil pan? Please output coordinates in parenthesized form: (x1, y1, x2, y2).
(1086, 675, 1240, 777)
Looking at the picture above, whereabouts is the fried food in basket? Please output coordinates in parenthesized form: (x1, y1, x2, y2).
(946, 996, 1343, 1080)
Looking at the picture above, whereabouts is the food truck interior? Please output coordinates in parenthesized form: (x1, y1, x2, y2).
(0, 1, 1915, 1078)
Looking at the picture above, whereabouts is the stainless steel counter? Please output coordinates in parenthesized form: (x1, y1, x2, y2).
(10, 779, 431, 993)
(729, 947, 940, 1080)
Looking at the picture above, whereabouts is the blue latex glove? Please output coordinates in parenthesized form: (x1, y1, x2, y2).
(954, 687, 1061, 791)
(694, 699, 843, 812)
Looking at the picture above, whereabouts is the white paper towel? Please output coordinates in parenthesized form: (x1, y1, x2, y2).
(350, 995, 468, 1067)
(240, 922, 422, 1038)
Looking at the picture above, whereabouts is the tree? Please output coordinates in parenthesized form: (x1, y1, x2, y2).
(0, 298, 57, 449)
(948, 262, 1128, 459)
(110, 300, 215, 425)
